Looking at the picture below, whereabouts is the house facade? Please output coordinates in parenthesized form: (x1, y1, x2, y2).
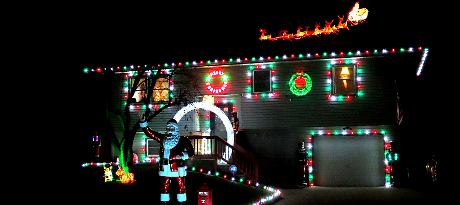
(84, 46, 428, 187)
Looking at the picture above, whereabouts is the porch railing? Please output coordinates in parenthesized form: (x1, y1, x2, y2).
(188, 135, 259, 180)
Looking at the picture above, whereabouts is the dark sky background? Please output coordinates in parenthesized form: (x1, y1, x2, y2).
(72, 1, 436, 66)
(70, 0, 450, 182)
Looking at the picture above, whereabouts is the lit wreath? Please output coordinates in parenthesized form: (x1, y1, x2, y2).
(289, 71, 312, 96)
(205, 70, 229, 94)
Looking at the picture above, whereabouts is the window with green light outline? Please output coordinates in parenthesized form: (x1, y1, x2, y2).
(332, 64, 357, 96)
(252, 70, 272, 93)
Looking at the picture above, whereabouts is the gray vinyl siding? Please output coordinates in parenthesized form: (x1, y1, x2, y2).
(114, 55, 416, 132)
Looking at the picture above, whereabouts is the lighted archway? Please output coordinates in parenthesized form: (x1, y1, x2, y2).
(173, 102, 234, 146)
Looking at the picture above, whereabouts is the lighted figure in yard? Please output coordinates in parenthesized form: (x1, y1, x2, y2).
(140, 117, 195, 204)
(103, 166, 113, 182)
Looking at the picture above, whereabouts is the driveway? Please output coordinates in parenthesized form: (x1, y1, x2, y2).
(273, 186, 438, 205)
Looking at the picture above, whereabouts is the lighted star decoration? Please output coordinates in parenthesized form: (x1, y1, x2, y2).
(259, 2, 369, 41)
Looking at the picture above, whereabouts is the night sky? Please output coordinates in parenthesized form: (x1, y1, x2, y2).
(72, 1, 436, 65)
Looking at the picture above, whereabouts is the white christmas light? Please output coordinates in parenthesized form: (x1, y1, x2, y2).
(173, 102, 234, 154)
(416, 48, 429, 76)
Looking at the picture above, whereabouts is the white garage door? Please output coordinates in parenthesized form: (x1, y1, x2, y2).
(314, 135, 384, 186)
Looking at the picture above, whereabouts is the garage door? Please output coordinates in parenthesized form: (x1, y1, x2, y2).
(314, 135, 384, 186)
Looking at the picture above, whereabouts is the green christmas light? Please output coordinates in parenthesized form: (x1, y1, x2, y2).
(83, 68, 89, 73)
(246, 86, 252, 92)
(289, 72, 313, 96)
(385, 174, 391, 182)
(205, 75, 212, 82)
(222, 74, 229, 81)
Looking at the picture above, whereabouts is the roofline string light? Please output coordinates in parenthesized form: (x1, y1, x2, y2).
(82, 46, 426, 74)
(306, 128, 397, 188)
(416, 48, 429, 76)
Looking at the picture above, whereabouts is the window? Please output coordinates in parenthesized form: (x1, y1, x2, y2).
(153, 76, 170, 103)
(146, 138, 161, 156)
(252, 70, 272, 93)
(332, 65, 357, 95)
(129, 77, 147, 103)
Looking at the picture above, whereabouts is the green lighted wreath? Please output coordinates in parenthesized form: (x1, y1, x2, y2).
(289, 72, 312, 96)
